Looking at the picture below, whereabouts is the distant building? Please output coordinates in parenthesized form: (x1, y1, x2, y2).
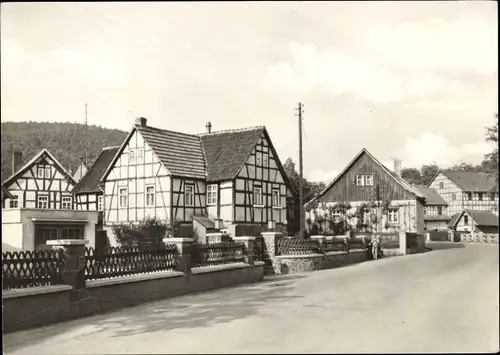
(72, 162, 89, 183)
(448, 209, 499, 235)
(427, 170, 499, 221)
(414, 185, 451, 231)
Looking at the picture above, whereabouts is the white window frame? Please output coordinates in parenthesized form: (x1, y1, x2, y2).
(253, 186, 263, 207)
(44, 166, 51, 179)
(129, 149, 136, 164)
(365, 174, 374, 186)
(119, 188, 128, 208)
(185, 184, 194, 207)
(37, 195, 48, 209)
(263, 154, 269, 167)
(61, 196, 72, 210)
(145, 185, 155, 207)
(463, 215, 469, 225)
(439, 182, 444, 189)
(98, 195, 104, 211)
(136, 149, 144, 163)
(256, 152, 262, 166)
(37, 167, 44, 178)
(356, 174, 365, 187)
(272, 188, 281, 207)
(388, 209, 399, 223)
(9, 199, 18, 208)
(207, 184, 218, 206)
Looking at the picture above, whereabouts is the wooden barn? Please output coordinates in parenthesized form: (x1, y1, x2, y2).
(100, 117, 295, 243)
(306, 148, 426, 236)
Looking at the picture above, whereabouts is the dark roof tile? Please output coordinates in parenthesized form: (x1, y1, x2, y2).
(442, 171, 497, 192)
(199, 126, 265, 181)
(414, 185, 448, 205)
(73, 147, 120, 194)
(464, 209, 499, 227)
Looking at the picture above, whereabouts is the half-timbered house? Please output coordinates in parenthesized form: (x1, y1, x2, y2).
(306, 148, 426, 236)
(2, 149, 76, 210)
(1, 149, 99, 250)
(414, 185, 451, 231)
(100, 117, 295, 243)
(427, 171, 499, 217)
(73, 146, 120, 213)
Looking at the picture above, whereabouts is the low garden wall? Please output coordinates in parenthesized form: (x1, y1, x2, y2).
(260, 234, 405, 275)
(459, 233, 499, 243)
(2, 236, 264, 333)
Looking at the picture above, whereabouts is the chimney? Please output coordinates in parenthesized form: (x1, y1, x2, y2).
(393, 158, 402, 177)
(135, 117, 147, 127)
(205, 121, 212, 133)
(12, 151, 22, 175)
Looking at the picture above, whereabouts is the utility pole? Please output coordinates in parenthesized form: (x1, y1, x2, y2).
(85, 103, 88, 169)
(297, 102, 305, 239)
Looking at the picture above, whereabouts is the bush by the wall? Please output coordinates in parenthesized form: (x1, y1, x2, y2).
(112, 218, 180, 247)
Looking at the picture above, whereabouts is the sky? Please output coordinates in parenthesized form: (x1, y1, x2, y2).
(1, 2, 498, 183)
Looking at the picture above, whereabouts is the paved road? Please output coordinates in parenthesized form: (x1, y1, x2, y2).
(4, 242, 499, 354)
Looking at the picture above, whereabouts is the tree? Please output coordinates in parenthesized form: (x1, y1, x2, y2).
(483, 113, 499, 184)
(449, 163, 481, 172)
(401, 168, 422, 185)
(420, 164, 440, 186)
(282, 157, 325, 203)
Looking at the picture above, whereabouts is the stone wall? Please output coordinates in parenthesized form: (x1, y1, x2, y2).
(272, 250, 368, 275)
(3, 262, 265, 333)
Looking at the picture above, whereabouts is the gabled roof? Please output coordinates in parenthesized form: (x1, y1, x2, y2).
(2, 149, 76, 188)
(137, 125, 206, 179)
(432, 171, 497, 192)
(100, 123, 296, 196)
(307, 148, 425, 206)
(449, 209, 499, 228)
(414, 185, 448, 206)
(72, 162, 88, 183)
(199, 126, 265, 181)
(73, 146, 120, 194)
(1, 186, 14, 201)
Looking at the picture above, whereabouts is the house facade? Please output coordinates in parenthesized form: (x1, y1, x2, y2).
(414, 185, 451, 231)
(306, 149, 426, 236)
(427, 171, 499, 217)
(73, 146, 119, 213)
(2, 149, 76, 210)
(448, 209, 499, 235)
(100, 118, 295, 244)
(1, 149, 98, 250)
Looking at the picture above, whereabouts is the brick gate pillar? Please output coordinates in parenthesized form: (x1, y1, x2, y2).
(165, 237, 193, 275)
(47, 239, 89, 289)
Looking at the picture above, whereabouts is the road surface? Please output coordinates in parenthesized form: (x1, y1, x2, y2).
(4, 242, 499, 354)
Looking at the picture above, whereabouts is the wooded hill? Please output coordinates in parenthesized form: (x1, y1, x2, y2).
(1, 121, 128, 182)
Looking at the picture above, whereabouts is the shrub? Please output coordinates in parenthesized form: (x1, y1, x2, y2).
(112, 217, 180, 247)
